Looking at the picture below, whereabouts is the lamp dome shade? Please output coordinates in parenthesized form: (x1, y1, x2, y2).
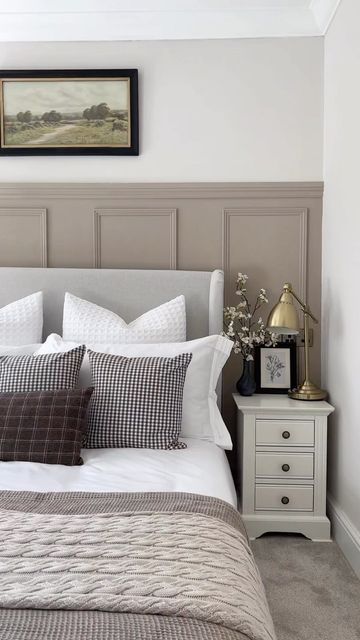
(267, 291, 299, 335)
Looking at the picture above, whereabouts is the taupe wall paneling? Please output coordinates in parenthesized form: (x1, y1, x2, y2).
(0, 183, 323, 464)
(94, 208, 177, 269)
(222, 207, 308, 300)
(221, 206, 309, 450)
(0, 208, 47, 267)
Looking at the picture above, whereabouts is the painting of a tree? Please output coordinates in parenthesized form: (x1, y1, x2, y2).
(0, 70, 138, 155)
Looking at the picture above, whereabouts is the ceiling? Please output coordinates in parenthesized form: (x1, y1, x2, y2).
(0, 0, 342, 42)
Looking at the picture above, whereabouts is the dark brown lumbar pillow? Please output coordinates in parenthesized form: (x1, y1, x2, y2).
(0, 387, 94, 466)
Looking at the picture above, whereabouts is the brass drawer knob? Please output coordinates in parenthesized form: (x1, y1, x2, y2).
(282, 430, 291, 439)
(281, 496, 290, 505)
(282, 463, 290, 472)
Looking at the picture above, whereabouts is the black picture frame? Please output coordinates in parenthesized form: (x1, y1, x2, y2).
(0, 69, 139, 156)
(254, 342, 297, 394)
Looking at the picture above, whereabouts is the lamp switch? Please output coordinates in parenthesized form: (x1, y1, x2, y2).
(297, 328, 313, 347)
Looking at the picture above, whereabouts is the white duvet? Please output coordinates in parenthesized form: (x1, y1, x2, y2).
(0, 439, 238, 507)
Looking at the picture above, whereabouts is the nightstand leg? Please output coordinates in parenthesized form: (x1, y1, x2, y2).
(243, 515, 331, 542)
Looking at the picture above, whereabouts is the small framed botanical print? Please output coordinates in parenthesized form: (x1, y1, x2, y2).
(255, 342, 297, 394)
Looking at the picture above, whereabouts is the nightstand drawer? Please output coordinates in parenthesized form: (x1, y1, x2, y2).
(256, 419, 314, 446)
(255, 484, 314, 511)
(256, 452, 314, 478)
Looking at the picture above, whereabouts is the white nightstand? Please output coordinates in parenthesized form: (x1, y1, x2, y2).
(234, 393, 334, 541)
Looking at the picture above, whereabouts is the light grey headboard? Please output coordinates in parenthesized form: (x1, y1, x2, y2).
(0, 268, 224, 342)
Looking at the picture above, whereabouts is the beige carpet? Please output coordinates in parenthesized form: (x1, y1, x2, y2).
(251, 535, 360, 640)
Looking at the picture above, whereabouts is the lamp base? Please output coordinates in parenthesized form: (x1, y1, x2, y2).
(288, 379, 327, 401)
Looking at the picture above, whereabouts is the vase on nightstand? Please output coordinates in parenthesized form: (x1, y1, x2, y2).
(236, 359, 256, 396)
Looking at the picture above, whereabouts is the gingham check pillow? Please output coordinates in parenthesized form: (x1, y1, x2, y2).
(0, 346, 86, 393)
(86, 350, 193, 449)
(0, 387, 94, 465)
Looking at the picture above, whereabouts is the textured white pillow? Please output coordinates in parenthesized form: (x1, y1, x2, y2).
(63, 293, 186, 344)
(0, 344, 42, 356)
(0, 292, 43, 346)
(36, 333, 233, 450)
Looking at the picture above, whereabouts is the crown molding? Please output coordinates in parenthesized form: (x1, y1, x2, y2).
(0, 2, 342, 41)
(310, 0, 342, 34)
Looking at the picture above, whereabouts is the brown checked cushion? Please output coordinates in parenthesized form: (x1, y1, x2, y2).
(0, 387, 94, 466)
(0, 345, 86, 393)
(86, 350, 192, 450)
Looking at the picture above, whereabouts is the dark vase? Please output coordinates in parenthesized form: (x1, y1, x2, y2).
(236, 359, 256, 396)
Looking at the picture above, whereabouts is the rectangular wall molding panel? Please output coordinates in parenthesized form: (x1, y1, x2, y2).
(0, 208, 47, 267)
(93, 208, 177, 269)
(222, 207, 308, 300)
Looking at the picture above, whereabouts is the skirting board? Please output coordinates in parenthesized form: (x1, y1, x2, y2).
(327, 494, 360, 579)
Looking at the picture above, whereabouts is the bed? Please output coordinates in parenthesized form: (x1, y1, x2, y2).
(0, 267, 276, 640)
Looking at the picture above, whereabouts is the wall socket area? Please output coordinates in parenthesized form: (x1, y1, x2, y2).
(281, 329, 313, 347)
(297, 328, 313, 347)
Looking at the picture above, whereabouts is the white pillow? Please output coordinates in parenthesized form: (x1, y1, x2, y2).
(0, 344, 42, 356)
(36, 333, 233, 450)
(63, 293, 186, 344)
(0, 292, 43, 345)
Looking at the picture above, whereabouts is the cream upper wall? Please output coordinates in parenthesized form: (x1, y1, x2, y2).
(0, 39, 323, 182)
(322, 0, 360, 542)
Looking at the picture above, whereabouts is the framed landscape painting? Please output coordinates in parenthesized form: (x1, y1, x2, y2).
(0, 69, 139, 155)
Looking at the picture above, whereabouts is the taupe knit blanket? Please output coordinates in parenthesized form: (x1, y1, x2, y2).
(0, 491, 276, 640)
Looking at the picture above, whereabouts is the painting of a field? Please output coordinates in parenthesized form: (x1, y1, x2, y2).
(0, 70, 138, 155)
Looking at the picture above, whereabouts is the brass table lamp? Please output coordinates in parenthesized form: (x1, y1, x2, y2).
(267, 283, 327, 401)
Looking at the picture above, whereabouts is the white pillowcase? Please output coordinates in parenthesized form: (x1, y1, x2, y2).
(0, 292, 43, 346)
(62, 293, 186, 344)
(36, 333, 233, 450)
(0, 344, 42, 356)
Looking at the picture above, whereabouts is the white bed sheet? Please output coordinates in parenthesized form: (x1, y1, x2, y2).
(0, 439, 238, 507)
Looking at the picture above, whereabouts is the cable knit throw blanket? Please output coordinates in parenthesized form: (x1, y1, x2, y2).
(0, 491, 276, 640)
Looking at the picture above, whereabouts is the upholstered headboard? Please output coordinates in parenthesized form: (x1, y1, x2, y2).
(0, 268, 224, 342)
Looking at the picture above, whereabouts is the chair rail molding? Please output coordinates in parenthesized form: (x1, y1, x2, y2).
(0, 182, 324, 201)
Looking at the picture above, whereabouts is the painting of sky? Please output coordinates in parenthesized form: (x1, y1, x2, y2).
(3, 79, 128, 115)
